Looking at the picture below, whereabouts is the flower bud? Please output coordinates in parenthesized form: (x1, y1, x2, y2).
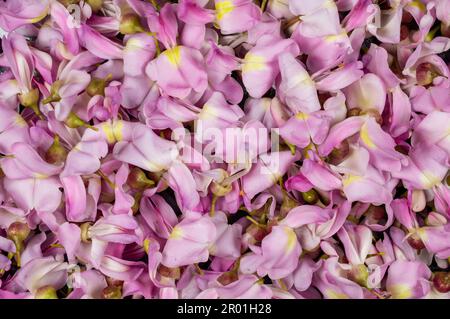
(86, 74, 112, 97)
(35, 286, 58, 299)
(86, 0, 103, 12)
(131, 192, 142, 215)
(302, 189, 318, 204)
(19, 88, 41, 117)
(102, 285, 122, 299)
(80, 222, 92, 243)
(433, 272, 450, 293)
(42, 81, 62, 104)
(119, 14, 145, 35)
(127, 167, 155, 190)
(246, 223, 267, 242)
(328, 140, 350, 165)
(407, 233, 425, 250)
(210, 181, 232, 197)
(347, 107, 361, 117)
(217, 270, 239, 286)
(7, 222, 30, 243)
(416, 63, 439, 86)
(45, 136, 68, 165)
(365, 205, 386, 220)
(157, 264, 180, 279)
(65, 112, 98, 131)
(360, 108, 382, 125)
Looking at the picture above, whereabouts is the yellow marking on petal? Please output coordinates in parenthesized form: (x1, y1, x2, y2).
(323, 0, 336, 9)
(144, 160, 165, 172)
(408, 0, 426, 12)
(101, 121, 124, 144)
(420, 171, 441, 189)
(325, 290, 349, 299)
(284, 227, 297, 253)
(169, 226, 183, 240)
(163, 46, 182, 67)
(215, 1, 235, 21)
(295, 113, 310, 121)
(416, 228, 427, 240)
(389, 284, 412, 299)
(342, 175, 362, 188)
(242, 53, 266, 73)
(112, 120, 124, 142)
(28, 9, 49, 23)
(33, 173, 48, 179)
(325, 32, 347, 43)
(101, 122, 116, 144)
(360, 124, 376, 149)
(14, 115, 27, 127)
(198, 104, 219, 120)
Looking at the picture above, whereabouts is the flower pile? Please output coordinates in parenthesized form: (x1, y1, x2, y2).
(0, 0, 449, 299)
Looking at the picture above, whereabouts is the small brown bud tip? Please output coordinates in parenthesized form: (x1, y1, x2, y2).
(416, 63, 438, 86)
(360, 109, 382, 125)
(102, 285, 122, 299)
(446, 175, 450, 187)
(433, 272, 450, 293)
(347, 107, 361, 117)
(302, 189, 318, 204)
(86, 0, 103, 12)
(217, 270, 239, 286)
(80, 222, 92, 243)
(7, 222, 30, 243)
(45, 136, 68, 165)
(365, 205, 386, 220)
(86, 74, 112, 97)
(127, 167, 155, 190)
(246, 223, 267, 242)
(407, 233, 426, 250)
(157, 264, 181, 279)
(211, 182, 232, 197)
(35, 286, 58, 299)
(328, 140, 350, 165)
(120, 14, 145, 35)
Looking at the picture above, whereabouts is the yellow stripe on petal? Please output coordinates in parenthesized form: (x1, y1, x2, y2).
(389, 284, 412, 299)
(163, 46, 182, 67)
(284, 227, 297, 253)
(14, 115, 27, 127)
(242, 53, 266, 73)
(198, 104, 219, 120)
(295, 112, 310, 121)
(325, 290, 349, 299)
(102, 122, 116, 144)
(408, 0, 426, 12)
(112, 120, 124, 142)
(169, 226, 184, 239)
(216, 1, 235, 21)
(360, 124, 376, 149)
(28, 9, 49, 24)
(33, 173, 48, 179)
(342, 175, 362, 187)
(420, 171, 441, 189)
(101, 121, 124, 144)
